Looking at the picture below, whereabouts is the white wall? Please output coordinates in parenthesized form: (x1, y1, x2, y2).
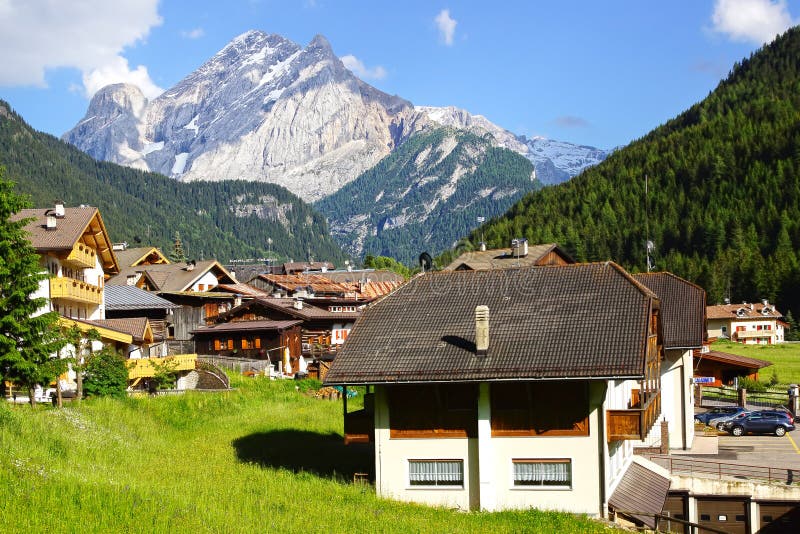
(661, 349, 694, 450)
(190, 271, 219, 291)
(373, 381, 607, 515)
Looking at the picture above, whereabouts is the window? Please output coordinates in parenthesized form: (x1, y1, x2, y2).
(491, 382, 589, 436)
(408, 460, 463, 487)
(512, 459, 571, 487)
(388, 384, 477, 439)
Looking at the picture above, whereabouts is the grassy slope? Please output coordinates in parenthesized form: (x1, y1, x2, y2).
(711, 340, 800, 384)
(0, 378, 610, 533)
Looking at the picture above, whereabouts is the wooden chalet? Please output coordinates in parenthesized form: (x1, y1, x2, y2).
(111, 244, 170, 267)
(693, 349, 772, 386)
(192, 297, 361, 379)
(324, 263, 670, 523)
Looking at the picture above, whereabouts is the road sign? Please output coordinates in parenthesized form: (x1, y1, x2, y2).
(693, 376, 715, 384)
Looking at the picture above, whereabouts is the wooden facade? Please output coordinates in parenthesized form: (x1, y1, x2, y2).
(606, 307, 663, 442)
(193, 325, 301, 361)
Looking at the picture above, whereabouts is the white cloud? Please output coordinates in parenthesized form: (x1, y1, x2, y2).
(711, 0, 796, 44)
(82, 56, 163, 99)
(181, 27, 205, 40)
(435, 9, 457, 46)
(0, 0, 163, 98)
(341, 54, 387, 80)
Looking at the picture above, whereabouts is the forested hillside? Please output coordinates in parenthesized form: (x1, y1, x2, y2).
(0, 101, 347, 265)
(459, 27, 800, 315)
(317, 127, 538, 264)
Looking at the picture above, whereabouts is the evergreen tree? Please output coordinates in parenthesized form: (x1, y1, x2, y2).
(0, 169, 64, 406)
(785, 310, 799, 342)
(170, 231, 187, 263)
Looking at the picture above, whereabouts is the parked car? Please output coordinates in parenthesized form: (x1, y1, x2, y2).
(709, 409, 751, 430)
(725, 410, 796, 437)
(694, 406, 746, 426)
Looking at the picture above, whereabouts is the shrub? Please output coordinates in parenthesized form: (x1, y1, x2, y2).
(738, 376, 767, 392)
(769, 368, 780, 386)
(83, 348, 128, 398)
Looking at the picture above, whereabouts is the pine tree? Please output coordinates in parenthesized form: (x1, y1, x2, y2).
(170, 231, 187, 263)
(0, 169, 65, 406)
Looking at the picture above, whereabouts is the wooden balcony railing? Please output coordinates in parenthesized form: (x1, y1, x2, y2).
(344, 408, 374, 444)
(735, 329, 775, 339)
(127, 354, 198, 380)
(607, 390, 661, 442)
(63, 243, 96, 269)
(50, 277, 102, 305)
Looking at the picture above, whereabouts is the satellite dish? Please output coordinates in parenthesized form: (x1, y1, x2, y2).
(419, 252, 433, 273)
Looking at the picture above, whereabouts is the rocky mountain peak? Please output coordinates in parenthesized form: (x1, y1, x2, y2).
(87, 83, 147, 120)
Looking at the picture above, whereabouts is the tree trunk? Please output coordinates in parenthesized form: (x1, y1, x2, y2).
(56, 378, 63, 408)
(28, 386, 36, 408)
(76, 370, 83, 402)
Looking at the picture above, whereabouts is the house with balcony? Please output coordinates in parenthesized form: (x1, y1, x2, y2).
(324, 263, 672, 527)
(13, 202, 119, 322)
(707, 301, 784, 344)
(632, 272, 706, 451)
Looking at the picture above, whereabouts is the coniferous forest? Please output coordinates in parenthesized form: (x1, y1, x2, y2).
(454, 27, 800, 317)
(0, 101, 347, 266)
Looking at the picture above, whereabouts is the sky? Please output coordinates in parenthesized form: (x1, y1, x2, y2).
(0, 0, 797, 149)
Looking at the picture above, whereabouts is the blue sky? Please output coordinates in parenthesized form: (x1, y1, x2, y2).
(0, 0, 796, 149)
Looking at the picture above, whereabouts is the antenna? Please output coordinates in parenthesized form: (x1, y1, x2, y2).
(645, 174, 653, 272)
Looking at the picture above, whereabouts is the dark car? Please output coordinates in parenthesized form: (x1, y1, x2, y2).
(694, 406, 746, 425)
(726, 410, 796, 437)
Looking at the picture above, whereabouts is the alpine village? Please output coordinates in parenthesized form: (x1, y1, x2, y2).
(8, 8, 800, 534)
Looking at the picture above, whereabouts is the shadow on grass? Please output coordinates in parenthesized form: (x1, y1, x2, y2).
(232, 430, 374, 482)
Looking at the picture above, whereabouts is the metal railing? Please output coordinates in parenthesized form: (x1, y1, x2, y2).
(647, 454, 800, 486)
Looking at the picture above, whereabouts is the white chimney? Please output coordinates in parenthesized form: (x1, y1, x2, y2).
(511, 238, 528, 257)
(475, 305, 489, 357)
(46, 213, 57, 230)
(54, 200, 65, 218)
(293, 298, 304, 310)
(479, 242, 487, 251)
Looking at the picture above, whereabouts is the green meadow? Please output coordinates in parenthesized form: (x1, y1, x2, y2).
(0, 377, 611, 533)
(712, 340, 800, 385)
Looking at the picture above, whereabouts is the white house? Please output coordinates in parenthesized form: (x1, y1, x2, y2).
(707, 301, 784, 344)
(325, 263, 676, 528)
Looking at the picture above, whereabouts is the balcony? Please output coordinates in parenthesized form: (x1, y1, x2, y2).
(735, 329, 775, 339)
(50, 277, 102, 305)
(344, 409, 374, 444)
(127, 354, 198, 380)
(606, 391, 661, 442)
(63, 243, 97, 269)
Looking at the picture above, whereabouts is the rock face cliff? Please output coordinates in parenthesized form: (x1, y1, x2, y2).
(416, 105, 609, 185)
(64, 31, 425, 201)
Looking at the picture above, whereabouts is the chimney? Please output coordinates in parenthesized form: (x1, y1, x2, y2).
(475, 305, 489, 357)
(54, 200, 65, 218)
(185, 260, 195, 271)
(46, 212, 57, 230)
(293, 298, 304, 310)
(479, 242, 487, 251)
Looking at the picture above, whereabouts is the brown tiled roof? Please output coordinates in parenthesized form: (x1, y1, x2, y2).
(248, 298, 360, 321)
(93, 317, 154, 342)
(114, 247, 169, 267)
(318, 270, 406, 284)
(13, 206, 119, 273)
(355, 281, 403, 299)
(324, 262, 657, 385)
(191, 319, 302, 334)
(707, 303, 782, 320)
(255, 274, 352, 295)
(608, 458, 670, 529)
(632, 272, 706, 349)
(699, 350, 772, 370)
(107, 260, 235, 291)
(443, 243, 574, 271)
(214, 283, 270, 297)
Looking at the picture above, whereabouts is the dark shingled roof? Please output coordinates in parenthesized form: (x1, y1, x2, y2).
(632, 272, 706, 349)
(191, 320, 302, 334)
(608, 458, 671, 529)
(325, 262, 657, 385)
(104, 285, 181, 311)
(443, 243, 574, 271)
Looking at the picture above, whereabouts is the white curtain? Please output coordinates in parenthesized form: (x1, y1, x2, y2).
(514, 461, 570, 485)
(409, 460, 463, 485)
